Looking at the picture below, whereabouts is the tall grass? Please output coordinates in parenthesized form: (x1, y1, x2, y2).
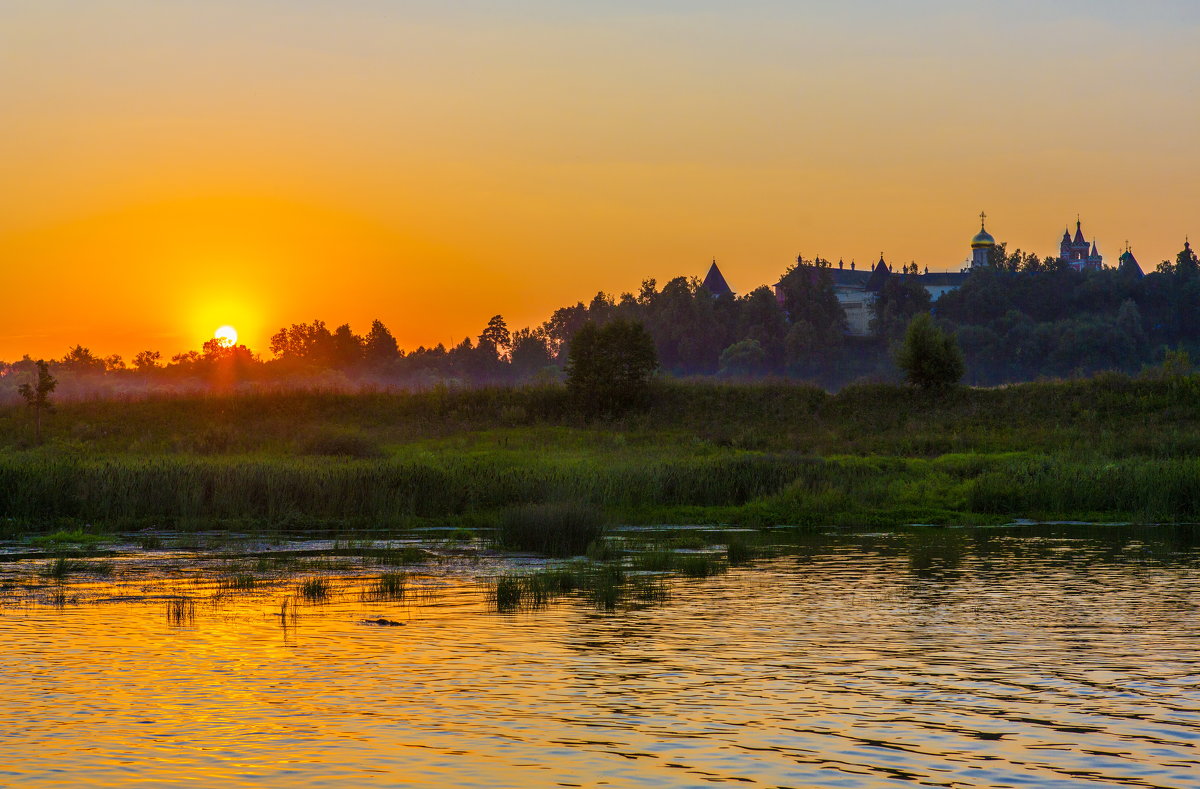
(495, 503, 606, 557)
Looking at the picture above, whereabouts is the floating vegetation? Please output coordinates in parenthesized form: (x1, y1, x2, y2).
(366, 546, 429, 566)
(30, 529, 106, 549)
(136, 534, 164, 550)
(297, 577, 332, 602)
(166, 596, 195, 625)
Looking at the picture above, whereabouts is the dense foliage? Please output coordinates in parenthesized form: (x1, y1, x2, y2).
(896, 314, 965, 389)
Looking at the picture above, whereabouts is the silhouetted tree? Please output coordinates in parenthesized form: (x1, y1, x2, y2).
(59, 345, 105, 375)
(479, 314, 512, 356)
(566, 320, 658, 418)
(17, 360, 56, 443)
(510, 327, 552, 379)
(133, 350, 161, 371)
(363, 319, 400, 368)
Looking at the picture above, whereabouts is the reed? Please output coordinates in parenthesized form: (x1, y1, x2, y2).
(363, 572, 406, 602)
(495, 502, 605, 557)
(166, 596, 195, 625)
(297, 577, 332, 602)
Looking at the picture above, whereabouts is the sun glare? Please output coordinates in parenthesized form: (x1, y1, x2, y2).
(214, 325, 239, 347)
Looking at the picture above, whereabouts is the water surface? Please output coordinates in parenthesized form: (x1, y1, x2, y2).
(1, 527, 1198, 787)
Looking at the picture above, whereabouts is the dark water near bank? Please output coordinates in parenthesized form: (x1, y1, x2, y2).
(1, 527, 1198, 788)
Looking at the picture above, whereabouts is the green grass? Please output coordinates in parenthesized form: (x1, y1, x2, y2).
(2, 378, 1199, 532)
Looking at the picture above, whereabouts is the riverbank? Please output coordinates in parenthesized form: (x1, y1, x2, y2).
(2, 376, 1199, 535)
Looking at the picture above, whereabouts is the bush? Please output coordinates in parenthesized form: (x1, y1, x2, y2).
(895, 313, 964, 389)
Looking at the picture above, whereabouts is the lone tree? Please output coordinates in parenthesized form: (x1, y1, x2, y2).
(566, 320, 658, 418)
(17, 359, 57, 443)
(895, 313, 964, 389)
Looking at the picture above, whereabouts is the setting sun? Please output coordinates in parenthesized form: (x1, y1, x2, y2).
(214, 325, 238, 347)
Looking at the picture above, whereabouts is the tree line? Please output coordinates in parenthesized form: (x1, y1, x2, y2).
(3, 240, 1198, 395)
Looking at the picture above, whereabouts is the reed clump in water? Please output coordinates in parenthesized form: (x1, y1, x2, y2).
(495, 503, 605, 557)
(40, 557, 113, 579)
(166, 596, 195, 625)
(363, 572, 406, 602)
(297, 577, 332, 602)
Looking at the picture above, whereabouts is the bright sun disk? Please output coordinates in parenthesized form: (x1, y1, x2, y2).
(214, 325, 238, 347)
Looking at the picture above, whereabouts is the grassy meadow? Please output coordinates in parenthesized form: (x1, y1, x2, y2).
(2, 375, 1200, 537)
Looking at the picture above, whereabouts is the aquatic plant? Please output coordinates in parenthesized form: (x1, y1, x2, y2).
(676, 554, 722, 578)
(166, 596, 195, 625)
(495, 502, 605, 557)
(297, 577, 332, 602)
(40, 557, 112, 579)
(363, 572, 406, 602)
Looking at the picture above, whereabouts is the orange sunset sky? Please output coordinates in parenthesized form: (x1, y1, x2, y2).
(2, 1, 1198, 360)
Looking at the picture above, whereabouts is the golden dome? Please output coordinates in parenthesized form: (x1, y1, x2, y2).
(971, 228, 995, 249)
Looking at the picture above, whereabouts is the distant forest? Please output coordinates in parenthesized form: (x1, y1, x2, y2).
(3, 240, 1199, 398)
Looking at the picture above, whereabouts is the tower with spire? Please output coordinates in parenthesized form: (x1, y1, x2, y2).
(970, 211, 996, 268)
(1059, 218, 1103, 270)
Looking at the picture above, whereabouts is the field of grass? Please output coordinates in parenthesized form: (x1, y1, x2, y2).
(2, 375, 1199, 537)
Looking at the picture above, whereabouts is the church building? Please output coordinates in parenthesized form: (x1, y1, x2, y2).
(1060, 219, 1103, 270)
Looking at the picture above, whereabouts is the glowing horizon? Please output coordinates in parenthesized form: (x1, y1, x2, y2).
(3, 1, 1198, 361)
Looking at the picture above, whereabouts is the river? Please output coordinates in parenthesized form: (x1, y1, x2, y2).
(1, 526, 1197, 787)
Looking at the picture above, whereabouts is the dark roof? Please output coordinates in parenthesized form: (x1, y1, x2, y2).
(826, 268, 872, 287)
(1118, 249, 1144, 277)
(864, 257, 891, 292)
(1073, 221, 1087, 245)
(914, 272, 969, 287)
(702, 261, 733, 297)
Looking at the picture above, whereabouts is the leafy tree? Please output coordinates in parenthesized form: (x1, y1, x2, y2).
(895, 313, 964, 389)
(133, 350, 162, 371)
(59, 345, 105, 374)
(566, 320, 658, 417)
(870, 275, 931, 341)
(510, 327, 552, 379)
(17, 360, 57, 443)
(363, 319, 400, 368)
(775, 260, 846, 371)
(718, 339, 768, 377)
(330, 323, 364, 368)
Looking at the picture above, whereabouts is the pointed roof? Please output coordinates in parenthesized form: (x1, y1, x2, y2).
(1073, 219, 1087, 245)
(702, 260, 733, 297)
(1062, 227, 1072, 243)
(1091, 240, 1099, 256)
(1118, 245, 1143, 277)
(865, 254, 891, 292)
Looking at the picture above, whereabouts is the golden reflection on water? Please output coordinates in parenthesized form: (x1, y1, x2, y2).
(0, 531, 1198, 788)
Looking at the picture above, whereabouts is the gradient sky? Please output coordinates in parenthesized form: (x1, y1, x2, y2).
(3, 0, 1198, 360)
